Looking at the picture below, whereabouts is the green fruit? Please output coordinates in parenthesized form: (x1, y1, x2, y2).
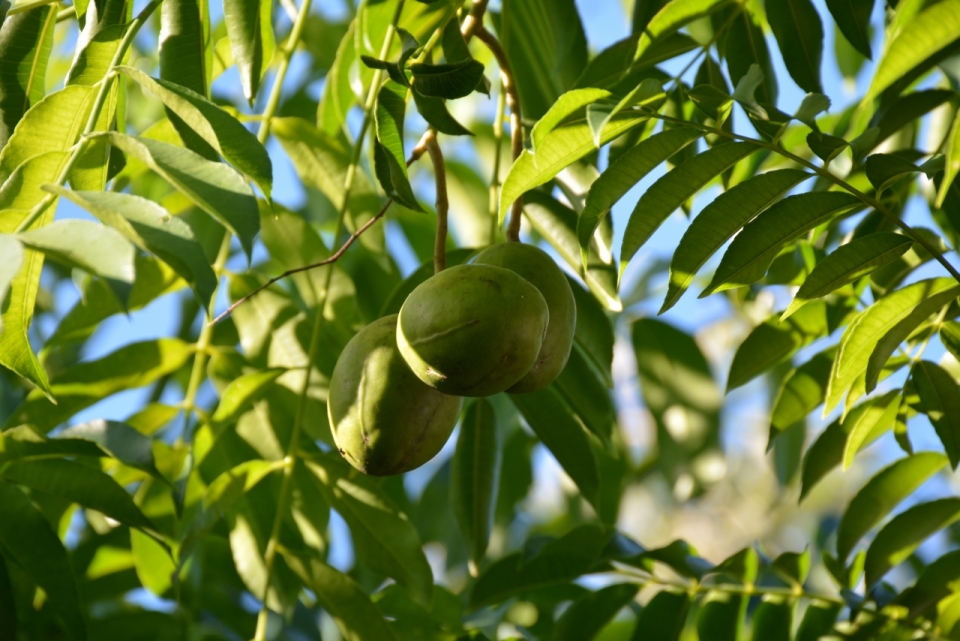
(327, 314, 462, 476)
(397, 264, 549, 396)
(473, 242, 577, 393)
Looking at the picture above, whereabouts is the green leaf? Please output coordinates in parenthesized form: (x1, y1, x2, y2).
(631, 589, 690, 641)
(451, 398, 499, 570)
(750, 596, 792, 641)
(0, 234, 23, 322)
(0, 425, 106, 463)
(796, 601, 841, 641)
(498, 112, 649, 224)
(727, 302, 827, 392)
(568, 277, 615, 387)
(864, 153, 926, 195)
(554, 583, 639, 641)
(703, 192, 862, 296)
(305, 454, 433, 607)
(941, 321, 960, 362)
(937, 107, 960, 209)
(634, 0, 731, 61)
(131, 528, 176, 596)
(410, 89, 472, 136)
(211, 368, 284, 426)
(914, 360, 960, 469)
(159, 0, 209, 97)
(781, 233, 914, 321)
(897, 549, 960, 618)
(842, 389, 900, 469)
(119, 67, 272, 198)
(373, 80, 419, 210)
(837, 452, 947, 561)
(587, 79, 666, 147)
(770, 349, 835, 443)
(523, 190, 622, 311)
(5, 338, 194, 433)
(223, 0, 274, 102)
(865, 498, 960, 587)
(509, 387, 601, 512)
(16, 219, 135, 307)
(553, 346, 616, 446)
(696, 591, 744, 641)
(825, 0, 873, 58)
(57, 419, 160, 474)
(766, 0, 824, 93)
(0, 5, 57, 147)
(578, 127, 702, 266)
(530, 88, 612, 152)
(800, 402, 878, 500)
(409, 60, 484, 100)
(866, 0, 960, 101)
(725, 9, 778, 105)
(283, 552, 399, 641)
(44, 187, 217, 310)
(0, 459, 155, 532)
(664, 169, 812, 312)
(866, 287, 959, 392)
(826, 278, 960, 413)
(621, 142, 756, 271)
(500, 0, 588, 120)
(0, 483, 86, 641)
(96, 132, 260, 258)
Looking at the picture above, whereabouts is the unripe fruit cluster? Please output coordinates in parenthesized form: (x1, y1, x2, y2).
(327, 243, 577, 476)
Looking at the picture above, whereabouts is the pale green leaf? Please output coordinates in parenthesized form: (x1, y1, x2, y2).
(211, 368, 284, 425)
(119, 67, 272, 198)
(826, 278, 959, 413)
(865, 498, 960, 587)
(664, 168, 811, 312)
(410, 60, 484, 100)
(578, 127, 702, 267)
(865, 0, 960, 100)
(451, 398, 499, 569)
(0, 482, 86, 640)
(704, 192, 862, 296)
(842, 389, 900, 469)
(836, 452, 946, 561)
(782, 233, 914, 321)
(5, 338, 195, 433)
(131, 528, 176, 596)
(0, 5, 57, 147)
(941, 321, 960, 362)
(530, 88, 612, 152)
(43, 186, 217, 310)
(914, 360, 960, 469)
(498, 113, 649, 224)
(95, 132, 260, 257)
(621, 142, 756, 271)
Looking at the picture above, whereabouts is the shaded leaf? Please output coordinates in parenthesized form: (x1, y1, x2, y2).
(373, 80, 419, 210)
(897, 550, 960, 618)
(796, 601, 841, 641)
(96, 132, 259, 257)
(941, 321, 960, 362)
(634, 0, 731, 61)
(631, 589, 690, 641)
(410, 89, 472, 136)
(223, 0, 274, 101)
(451, 398, 499, 569)
(664, 169, 811, 312)
(58, 419, 159, 474)
(937, 106, 960, 208)
(865, 498, 960, 586)
(696, 591, 743, 641)
(770, 349, 835, 442)
(159, 0, 209, 97)
(767, 0, 824, 93)
(568, 276, 615, 387)
(554, 583, 639, 641)
(0, 5, 56, 147)
(750, 596, 792, 641)
(621, 142, 756, 271)
(782, 233, 913, 321)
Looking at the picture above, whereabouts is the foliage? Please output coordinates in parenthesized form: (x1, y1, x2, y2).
(0, 0, 959, 638)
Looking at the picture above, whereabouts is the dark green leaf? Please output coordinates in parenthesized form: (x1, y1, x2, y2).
(373, 80, 419, 210)
(663, 169, 811, 312)
(223, 0, 273, 101)
(631, 589, 690, 641)
(211, 368, 284, 426)
(865, 153, 926, 195)
(807, 132, 848, 163)
(0, 425, 105, 464)
(553, 346, 616, 446)
(451, 398, 499, 570)
(119, 67, 272, 198)
(796, 601, 840, 641)
(865, 498, 960, 587)
(696, 591, 743, 641)
(554, 583, 639, 641)
(411, 89, 472, 136)
(770, 349, 834, 442)
(621, 142, 756, 270)
(941, 321, 960, 361)
(937, 107, 960, 208)
(837, 452, 947, 561)
(781, 233, 913, 321)
(767, 0, 824, 92)
(578, 127, 702, 266)
(897, 550, 960, 618)
(410, 60, 484, 100)
(914, 360, 960, 469)
(703, 192, 862, 296)
(750, 596, 792, 641)
(0, 5, 56, 147)
(568, 277, 615, 387)
(825, 0, 873, 58)
(159, 0, 208, 96)
(96, 132, 260, 258)
(634, 0, 731, 62)
(0, 483, 86, 640)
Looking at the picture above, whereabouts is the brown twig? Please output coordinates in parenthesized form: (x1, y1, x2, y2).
(423, 131, 449, 273)
(474, 25, 523, 242)
(209, 141, 431, 326)
(460, 0, 489, 41)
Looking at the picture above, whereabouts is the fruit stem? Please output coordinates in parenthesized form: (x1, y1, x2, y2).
(474, 25, 523, 242)
(424, 130, 449, 273)
(488, 80, 506, 244)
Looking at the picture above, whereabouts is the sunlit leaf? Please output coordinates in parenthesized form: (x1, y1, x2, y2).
(530, 88, 612, 152)
(634, 0, 731, 62)
(696, 590, 744, 641)
(750, 596, 792, 641)
(938, 107, 960, 208)
(224, 0, 274, 102)
(0, 5, 57, 147)
(211, 369, 284, 426)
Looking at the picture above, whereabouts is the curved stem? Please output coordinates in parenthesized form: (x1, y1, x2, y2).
(424, 130, 448, 272)
(251, 3, 406, 638)
(257, 0, 314, 144)
(14, 0, 163, 233)
(474, 25, 523, 242)
(641, 109, 960, 285)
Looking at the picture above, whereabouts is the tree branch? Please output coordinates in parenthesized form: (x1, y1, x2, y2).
(423, 130, 449, 272)
(474, 25, 524, 242)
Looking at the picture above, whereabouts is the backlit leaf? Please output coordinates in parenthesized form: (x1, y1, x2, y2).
(373, 80, 419, 210)
(530, 88, 612, 152)
(634, 0, 731, 61)
(0, 5, 57, 147)
(554, 583, 639, 641)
